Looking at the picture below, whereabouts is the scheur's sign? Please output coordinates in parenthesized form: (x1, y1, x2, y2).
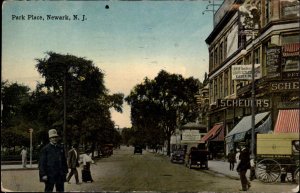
(217, 99, 270, 108)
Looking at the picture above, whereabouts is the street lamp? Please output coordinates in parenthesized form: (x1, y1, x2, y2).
(29, 128, 33, 168)
(63, 70, 67, 150)
(63, 66, 75, 151)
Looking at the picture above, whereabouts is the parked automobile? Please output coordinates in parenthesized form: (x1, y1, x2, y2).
(101, 144, 114, 157)
(170, 149, 185, 164)
(134, 145, 143, 154)
(185, 147, 209, 169)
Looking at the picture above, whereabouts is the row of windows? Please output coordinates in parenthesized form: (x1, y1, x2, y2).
(209, 37, 299, 104)
(209, 0, 299, 74)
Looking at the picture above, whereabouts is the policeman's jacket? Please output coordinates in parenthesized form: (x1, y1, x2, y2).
(39, 143, 68, 183)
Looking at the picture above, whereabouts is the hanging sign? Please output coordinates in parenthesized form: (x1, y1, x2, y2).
(232, 64, 261, 80)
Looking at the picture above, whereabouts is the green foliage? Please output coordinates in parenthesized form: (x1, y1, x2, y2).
(126, 70, 202, 155)
(1, 52, 124, 150)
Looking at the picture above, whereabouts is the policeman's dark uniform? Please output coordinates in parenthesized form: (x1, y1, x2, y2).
(39, 143, 68, 192)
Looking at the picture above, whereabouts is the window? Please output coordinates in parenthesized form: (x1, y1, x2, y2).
(219, 74, 223, 98)
(265, 0, 271, 23)
(214, 48, 218, 68)
(282, 35, 300, 73)
(214, 78, 218, 102)
(209, 81, 213, 103)
(220, 42, 223, 64)
(283, 58, 300, 72)
(254, 47, 260, 64)
(244, 54, 251, 65)
(280, 0, 300, 18)
(224, 37, 227, 60)
(209, 51, 214, 72)
(282, 34, 300, 44)
(229, 67, 234, 95)
(224, 70, 228, 97)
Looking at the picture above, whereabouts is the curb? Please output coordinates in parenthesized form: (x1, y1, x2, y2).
(1, 167, 39, 171)
(148, 150, 240, 180)
(201, 168, 240, 180)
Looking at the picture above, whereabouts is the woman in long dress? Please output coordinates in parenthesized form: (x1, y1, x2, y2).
(82, 150, 94, 183)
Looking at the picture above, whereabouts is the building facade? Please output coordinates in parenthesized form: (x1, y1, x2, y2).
(205, 0, 299, 155)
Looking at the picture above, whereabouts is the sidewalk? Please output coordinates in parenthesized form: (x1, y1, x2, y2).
(206, 160, 241, 180)
(150, 149, 242, 179)
(0, 155, 238, 178)
(1, 164, 38, 171)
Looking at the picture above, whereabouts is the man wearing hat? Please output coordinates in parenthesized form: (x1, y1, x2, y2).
(66, 143, 80, 184)
(236, 144, 251, 191)
(39, 129, 68, 192)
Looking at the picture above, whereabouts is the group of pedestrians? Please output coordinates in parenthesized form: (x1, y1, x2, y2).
(38, 129, 95, 192)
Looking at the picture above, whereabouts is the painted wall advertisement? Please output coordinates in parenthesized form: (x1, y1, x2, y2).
(266, 46, 281, 79)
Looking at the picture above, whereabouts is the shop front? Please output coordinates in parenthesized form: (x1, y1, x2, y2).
(225, 111, 272, 154)
(200, 123, 224, 159)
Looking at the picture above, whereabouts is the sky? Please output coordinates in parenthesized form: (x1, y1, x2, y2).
(2, 0, 219, 128)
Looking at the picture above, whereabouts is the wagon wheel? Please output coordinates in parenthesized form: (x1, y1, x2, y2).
(255, 159, 281, 183)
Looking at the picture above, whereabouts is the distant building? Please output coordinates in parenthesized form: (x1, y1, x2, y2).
(170, 122, 206, 153)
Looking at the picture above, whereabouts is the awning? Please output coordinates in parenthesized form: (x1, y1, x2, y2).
(282, 43, 300, 57)
(226, 112, 270, 142)
(210, 125, 224, 141)
(274, 109, 300, 133)
(200, 123, 223, 143)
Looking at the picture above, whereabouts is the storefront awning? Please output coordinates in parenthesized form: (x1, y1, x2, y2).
(226, 112, 270, 142)
(210, 125, 224, 142)
(282, 43, 300, 57)
(274, 109, 299, 133)
(200, 123, 223, 143)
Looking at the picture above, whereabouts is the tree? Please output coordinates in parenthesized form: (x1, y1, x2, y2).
(1, 81, 32, 148)
(34, 52, 124, 148)
(126, 70, 202, 155)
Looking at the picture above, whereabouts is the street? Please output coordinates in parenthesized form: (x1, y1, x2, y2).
(1, 146, 296, 192)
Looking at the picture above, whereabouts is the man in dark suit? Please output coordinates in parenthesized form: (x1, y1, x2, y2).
(66, 144, 80, 184)
(39, 129, 68, 192)
(236, 145, 251, 191)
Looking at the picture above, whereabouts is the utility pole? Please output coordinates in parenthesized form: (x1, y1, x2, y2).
(238, 0, 260, 160)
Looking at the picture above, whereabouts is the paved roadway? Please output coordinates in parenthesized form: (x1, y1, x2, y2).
(1, 146, 297, 192)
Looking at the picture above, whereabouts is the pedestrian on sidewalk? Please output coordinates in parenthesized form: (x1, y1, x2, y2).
(20, 147, 27, 168)
(249, 158, 256, 181)
(66, 144, 80, 185)
(235, 148, 240, 170)
(227, 149, 235, 171)
(82, 149, 94, 183)
(39, 129, 68, 192)
(236, 145, 251, 191)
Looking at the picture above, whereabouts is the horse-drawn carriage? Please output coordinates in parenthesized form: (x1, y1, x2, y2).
(255, 133, 299, 183)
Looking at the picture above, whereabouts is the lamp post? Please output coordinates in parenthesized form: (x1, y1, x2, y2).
(63, 69, 67, 151)
(250, 29, 256, 160)
(63, 66, 75, 152)
(29, 128, 33, 168)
